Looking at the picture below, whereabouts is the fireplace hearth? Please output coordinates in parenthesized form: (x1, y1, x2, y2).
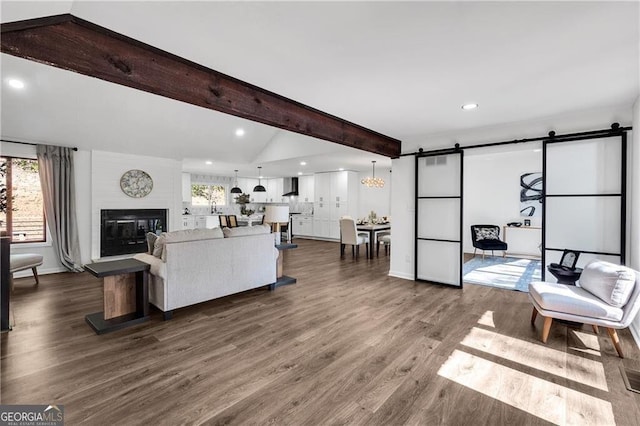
(100, 209, 167, 257)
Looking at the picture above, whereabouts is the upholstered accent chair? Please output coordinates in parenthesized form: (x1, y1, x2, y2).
(339, 218, 369, 258)
(470, 224, 508, 260)
(529, 260, 640, 358)
(9, 253, 44, 291)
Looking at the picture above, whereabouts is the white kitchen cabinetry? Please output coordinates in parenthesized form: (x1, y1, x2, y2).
(298, 175, 315, 202)
(181, 173, 192, 203)
(294, 216, 314, 237)
(182, 215, 220, 230)
(266, 178, 284, 203)
(182, 216, 195, 230)
(238, 177, 261, 202)
(313, 171, 358, 239)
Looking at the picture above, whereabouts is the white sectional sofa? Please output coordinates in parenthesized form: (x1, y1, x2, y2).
(134, 226, 278, 318)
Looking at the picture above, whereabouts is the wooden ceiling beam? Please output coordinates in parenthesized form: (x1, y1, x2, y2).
(1, 14, 401, 158)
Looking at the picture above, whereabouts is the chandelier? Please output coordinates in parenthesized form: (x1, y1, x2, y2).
(361, 160, 384, 188)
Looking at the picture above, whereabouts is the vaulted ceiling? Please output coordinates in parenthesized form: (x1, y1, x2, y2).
(2, 1, 638, 177)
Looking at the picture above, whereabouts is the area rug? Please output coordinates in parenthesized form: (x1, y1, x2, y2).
(463, 256, 541, 292)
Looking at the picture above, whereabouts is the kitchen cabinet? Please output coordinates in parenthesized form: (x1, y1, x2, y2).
(238, 177, 261, 202)
(181, 173, 192, 203)
(298, 175, 315, 202)
(181, 216, 195, 230)
(294, 216, 314, 237)
(313, 171, 358, 239)
(183, 215, 220, 230)
(266, 178, 284, 203)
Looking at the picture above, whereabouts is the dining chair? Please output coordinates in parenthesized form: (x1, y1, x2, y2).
(339, 218, 369, 258)
(377, 232, 391, 256)
(219, 215, 229, 228)
(228, 215, 238, 228)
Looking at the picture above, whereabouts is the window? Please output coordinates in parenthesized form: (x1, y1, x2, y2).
(191, 184, 227, 208)
(0, 157, 47, 243)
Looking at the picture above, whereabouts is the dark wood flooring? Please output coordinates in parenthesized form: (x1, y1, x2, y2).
(2, 239, 640, 425)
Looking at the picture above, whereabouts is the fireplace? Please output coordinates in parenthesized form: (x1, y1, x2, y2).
(100, 209, 167, 257)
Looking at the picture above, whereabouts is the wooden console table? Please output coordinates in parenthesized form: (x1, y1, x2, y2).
(84, 258, 150, 335)
(272, 243, 298, 289)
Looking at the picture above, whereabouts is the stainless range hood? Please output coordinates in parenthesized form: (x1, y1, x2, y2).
(282, 177, 299, 197)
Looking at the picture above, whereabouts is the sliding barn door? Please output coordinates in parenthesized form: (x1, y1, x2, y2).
(543, 132, 626, 278)
(415, 151, 463, 287)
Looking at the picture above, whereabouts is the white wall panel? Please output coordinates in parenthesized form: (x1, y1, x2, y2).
(546, 137, 621, 195)
(417, 240, 460, 284)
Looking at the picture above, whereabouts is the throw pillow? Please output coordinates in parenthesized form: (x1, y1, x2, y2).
(152, 233, 166, 258)
(146, 232, 158, 254)
(475, 227, 499, 241)
(579, 260, 636, 308)
(223, 225, 271, 238)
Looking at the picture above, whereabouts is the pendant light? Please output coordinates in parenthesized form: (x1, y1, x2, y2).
(253, 166, 266, 192)
(230, 169, 242, 194)
(361, 160, 384, 188)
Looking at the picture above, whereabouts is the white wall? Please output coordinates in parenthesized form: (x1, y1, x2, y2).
(463, 147, 542, 254)
(391, 105, 634, 284)
(357, 167, 391, 219)
(629, 97, 640, 345)
(90, 150, 182, 260)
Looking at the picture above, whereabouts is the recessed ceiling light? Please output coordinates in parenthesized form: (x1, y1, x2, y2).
(461, 103, 479, 110)
(533, 149, 542, 153)
(338, 168, 344, 171)
(7, 79, 25, 89)
(300, 161, 307, 166)
(235, 128, 245, 137)
(205, 160, 212, 165)
(297, 172, 303, 175)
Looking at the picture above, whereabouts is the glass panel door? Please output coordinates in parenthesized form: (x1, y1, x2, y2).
(415, 151, 463, 287)
(543, 134, 626, 280)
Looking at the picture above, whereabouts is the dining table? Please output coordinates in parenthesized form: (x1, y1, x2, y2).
(356, 223, 391, 259)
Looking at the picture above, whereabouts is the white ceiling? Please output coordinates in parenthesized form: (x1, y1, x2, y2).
(1, 1, 638, 178)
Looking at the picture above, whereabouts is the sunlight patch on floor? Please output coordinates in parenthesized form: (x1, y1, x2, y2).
(477, 310, 495, 328)
(567, 329, 602, 357)
(438, 350, 615, 425)
(461, 327, 608, 391)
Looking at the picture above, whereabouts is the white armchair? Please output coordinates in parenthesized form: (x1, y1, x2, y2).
(529, 260, 640, 358)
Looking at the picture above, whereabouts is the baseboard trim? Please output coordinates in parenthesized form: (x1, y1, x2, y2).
(12, 266, 67, 278)
(388, 270, 414, 281)
(630, 323, 640, 349)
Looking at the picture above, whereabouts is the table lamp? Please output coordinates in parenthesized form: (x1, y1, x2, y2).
(264, 205, 289, 244)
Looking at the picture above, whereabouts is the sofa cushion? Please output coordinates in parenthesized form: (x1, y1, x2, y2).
(164, 227, 224, 243)
(223, 225, 271, 238)
(578, 260, 636, 308)
(152, 228, 224, 260)
(529, 281, 623, 322)
(146, 232, 158, 254)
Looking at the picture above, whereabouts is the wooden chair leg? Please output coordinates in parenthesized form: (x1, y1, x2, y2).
(606, 328, 624, 358)
(530, 307, 538, 325)
(482, 251, 485, 260)
(32, 267, 40, 285)
(377, 241, 380, 256)
(473, 248, 477, 258)
(352, 245, 356, 258)
(366, 243, 369, 258)
(541, 316, 553, 343)
(385, 244, 389, 255)
(592, 325, 599, 335)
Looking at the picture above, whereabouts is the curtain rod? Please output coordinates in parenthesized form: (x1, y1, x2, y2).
(0, 139, 78, 151)
(399, 123, 632, 157)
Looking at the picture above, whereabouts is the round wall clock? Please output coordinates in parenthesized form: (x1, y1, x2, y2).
(120, 169, 153, 198)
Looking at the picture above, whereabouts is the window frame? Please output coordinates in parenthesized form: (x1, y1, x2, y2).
(0, 156, 47, 244)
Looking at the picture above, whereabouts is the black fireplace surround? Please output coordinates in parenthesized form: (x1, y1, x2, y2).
(101, 209, 167, 257)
